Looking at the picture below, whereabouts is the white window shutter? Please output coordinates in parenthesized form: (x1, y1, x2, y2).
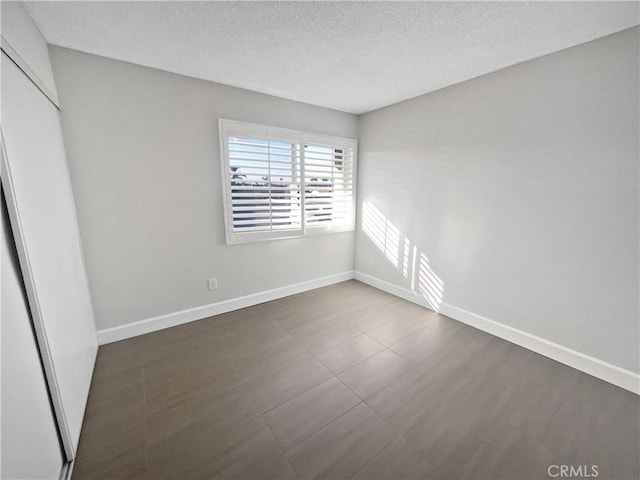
(219, 119, 357, 244)
(303, 144, 355, 232)
(227, 136, 301, 237)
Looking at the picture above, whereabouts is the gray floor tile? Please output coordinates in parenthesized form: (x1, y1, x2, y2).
(72, 280, 640, 480)
(401, 394, 492, 478)
(264, 377, 360, 451)
(459, 421, 556, 480)
(285, 403, 396, 479)
(145, 381, 259, 446)
(147, 416, 281, 479)
(338, 349, 413, 399)
(353, 436, 441, 480)
(71, 448, 148, 480)
(241, 355, 333, 413)
(365, 315, 430, 347)
(249, 454, 298, 480)
(366, 368, 446, 434)
(388, 323, 457, 365)
(291, 320, 361, 355)
(315, 334, 385, 374)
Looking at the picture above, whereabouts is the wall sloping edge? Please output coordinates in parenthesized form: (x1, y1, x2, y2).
(1, 1, 59, 107)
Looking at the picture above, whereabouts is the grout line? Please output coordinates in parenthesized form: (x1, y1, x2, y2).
(282, 400, 365, 456)
(272, 291, 422, 409)
(271, 320, 369, 452)
(284, 315, 391, 376)
(259, 412, 285, 456)
(254, 408, 288, 477)
(282, 451, 301, 480)
(221, 302, 380, 471)
(287, 322, 362, 399)
(148, 287, 417, 473)
(353, 376, 423, 476)
(217, 358, 264, 433)
(337, 346, 416, 402)
(316, 342, 385, 376)
(259, 373, 333, 416)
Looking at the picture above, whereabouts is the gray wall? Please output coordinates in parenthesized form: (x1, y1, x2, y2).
(50, 47, 358, 331)
(356, 27, 639, 373)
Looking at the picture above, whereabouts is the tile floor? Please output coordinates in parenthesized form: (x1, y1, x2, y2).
(72, 280, 639, 479)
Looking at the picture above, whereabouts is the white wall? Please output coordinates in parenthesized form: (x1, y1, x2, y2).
(49, 47, 358, 332)
(356, 27, 639, 374)
(1, 1, 59, 104)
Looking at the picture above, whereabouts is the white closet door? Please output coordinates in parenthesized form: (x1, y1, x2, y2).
(1, 193, 66, 480)
(1, 52, 97, 460)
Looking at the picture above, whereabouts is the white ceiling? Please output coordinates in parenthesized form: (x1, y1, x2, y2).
(26, 1, 639, 114)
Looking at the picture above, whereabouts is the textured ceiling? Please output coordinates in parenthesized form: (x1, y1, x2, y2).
(26, 1, 639, 114)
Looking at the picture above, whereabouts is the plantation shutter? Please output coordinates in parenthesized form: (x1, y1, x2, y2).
(303, 143, 355, 231)
(220, 120, 357, 244)
(226, 135, 302, 241)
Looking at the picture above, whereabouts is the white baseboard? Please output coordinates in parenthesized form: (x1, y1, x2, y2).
(354, 271, 640, 395)
(97, 271, 355, 345)
(97, 269, 639, 394)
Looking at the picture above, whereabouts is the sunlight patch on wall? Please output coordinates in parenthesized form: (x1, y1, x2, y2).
(362, 202, 400, 267)
(417, 252, 444, 311)
(402, 238, 411, 278)
(361, 201, 444, 312)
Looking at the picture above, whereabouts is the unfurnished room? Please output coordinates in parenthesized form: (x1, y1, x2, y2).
(1, 1, 639, 479)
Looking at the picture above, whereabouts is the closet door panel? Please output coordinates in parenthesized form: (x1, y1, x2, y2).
(1, 193, 65, 480)
(1, 52, 97, 459)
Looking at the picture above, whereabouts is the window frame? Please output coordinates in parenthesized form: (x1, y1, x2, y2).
(219, 119, 357, 244)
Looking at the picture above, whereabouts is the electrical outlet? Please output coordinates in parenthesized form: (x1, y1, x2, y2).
(207, 278, 218, 290)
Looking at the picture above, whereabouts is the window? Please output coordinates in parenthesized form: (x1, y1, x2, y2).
(219, 119, 357, 244)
